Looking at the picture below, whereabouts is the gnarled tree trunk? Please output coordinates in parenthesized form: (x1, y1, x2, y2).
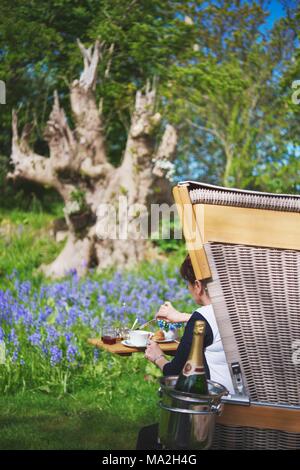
(8, 39, 177, 278)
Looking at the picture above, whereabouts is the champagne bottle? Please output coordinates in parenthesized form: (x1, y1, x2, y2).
(166, 320, 208, 449)
(175, 320, 208, 395)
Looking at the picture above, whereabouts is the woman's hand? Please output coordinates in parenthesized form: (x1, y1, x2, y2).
(144, 339, 163, 363)
(144, 339, 168, 371)
(155, 301, 191, 323)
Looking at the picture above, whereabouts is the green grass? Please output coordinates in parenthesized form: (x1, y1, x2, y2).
(0, 207, 64, 284)
(0, 357, 160, 450)
(0, 205, 63, 229)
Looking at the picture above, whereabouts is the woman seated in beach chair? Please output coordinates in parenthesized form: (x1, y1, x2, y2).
(136, 254, 233, 449)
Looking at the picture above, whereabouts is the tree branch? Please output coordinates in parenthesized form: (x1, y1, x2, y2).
(77, 38, 104, 91)
(44, 91, 77, 173)
(9, 109, 77, 202)
(9, 109, 54, 185)
(186, 118, 227, 148)
(152, 124, 178, 178)
(71, 39, 108, 164)
(119, 82, 162, 202)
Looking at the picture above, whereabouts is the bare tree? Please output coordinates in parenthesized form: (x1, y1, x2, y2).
(8, 39, 177, 278)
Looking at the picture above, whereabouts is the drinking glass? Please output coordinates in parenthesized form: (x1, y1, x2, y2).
(101, 327, 117, 345)
(116, 327, 130, 342)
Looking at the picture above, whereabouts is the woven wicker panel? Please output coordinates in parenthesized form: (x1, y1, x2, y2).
(206, 243, 300, 405)
(212, 424, 300, 450)
(189, 187, 300, 212)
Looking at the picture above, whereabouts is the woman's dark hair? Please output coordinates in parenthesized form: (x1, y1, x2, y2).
(180, 254, 208, 288)
(180, 254, 196, 284)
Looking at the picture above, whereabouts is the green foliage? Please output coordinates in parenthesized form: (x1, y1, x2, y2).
(0, 208, 63, 281)
(0, 0, 186, 162)
(1, 0, 299, 204)
(160, 1, 300, 192)
(152, 217, 185, 254)
(70, 189, 87, 212)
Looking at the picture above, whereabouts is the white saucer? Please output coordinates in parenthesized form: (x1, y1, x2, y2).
(122, 340, 146, 349)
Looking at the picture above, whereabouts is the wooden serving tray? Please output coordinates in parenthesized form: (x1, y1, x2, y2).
(88, 338, 179, 356)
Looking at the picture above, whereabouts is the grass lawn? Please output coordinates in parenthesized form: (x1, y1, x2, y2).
(0, 207, 64, 283)
(0, 367, 160, 450)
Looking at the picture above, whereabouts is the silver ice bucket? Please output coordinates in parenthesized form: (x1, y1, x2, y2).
(158, 375, 228, 450)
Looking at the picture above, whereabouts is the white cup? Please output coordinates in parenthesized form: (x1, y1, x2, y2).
(128, 330, 150, 347)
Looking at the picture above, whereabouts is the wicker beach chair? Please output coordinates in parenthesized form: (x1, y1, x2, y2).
(173, 181, 300, 450)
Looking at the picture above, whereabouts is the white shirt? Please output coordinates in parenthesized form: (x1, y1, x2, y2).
(196, 304, 235, 395)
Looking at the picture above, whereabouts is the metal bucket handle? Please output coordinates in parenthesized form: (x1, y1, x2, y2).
(159, 401, 223, 415)
(158, 384, 227, 406)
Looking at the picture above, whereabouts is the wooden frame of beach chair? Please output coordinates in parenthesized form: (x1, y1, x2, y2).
(173, 181, 300, 449)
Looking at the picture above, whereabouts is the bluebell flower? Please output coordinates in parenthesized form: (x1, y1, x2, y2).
(93, 349, 100, 362)
(0, 326, 4, 341)
(8, 328, 19, 346)
(46, 325, 60, 344)
(12, 350, 18, 362)
(66, 344, 78, 363)
(90, 317, 99, 329)
(97, 294, 107, 304)
(28, 332, 41, 347)
(50, 346, 63, 366)
(64, 332, 74, 343)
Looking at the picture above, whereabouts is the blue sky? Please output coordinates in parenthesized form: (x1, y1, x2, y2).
(267, 0, 285, 26)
